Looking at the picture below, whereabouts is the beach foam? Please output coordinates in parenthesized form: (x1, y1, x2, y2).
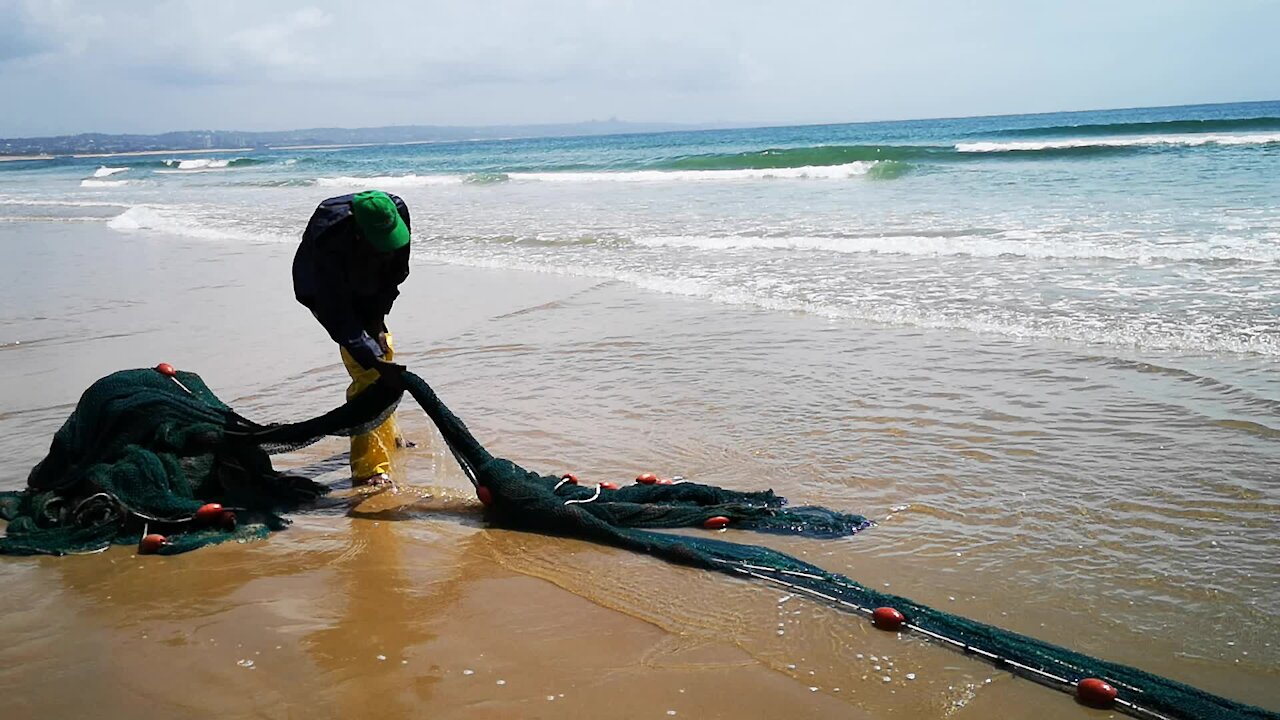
(154, 157, 260, 173)
(107, 205, 292, 243)
(165, 158, 232, 170)
(79, 179, 130, 188)
(315, 173, 467, 187)
(312, 162, 881, 187)
(632, 232, 1280, 263)
(512, 162, 879, 182)
(415, 248, 1279, 356)
(0, 197, 131, 208)
(92, 166, 129, 178)
(956, 132, 1280, 152)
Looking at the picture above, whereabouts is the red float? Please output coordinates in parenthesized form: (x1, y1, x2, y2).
(703, 516, 730, 530)
(476, 486, 493, 506)
(599, 481, 620, 490)
(155, 363, 177, 377)
(194, 503, 224, 524)
(220, 510, 237, 531)
(138, 533, 168, 554)
(655, 478, 674, 485)
(1076, 678, 1117, 707)
(561, 472, 579, 484)
(635, 472, 659, 485)
(871, 606, 905, 631)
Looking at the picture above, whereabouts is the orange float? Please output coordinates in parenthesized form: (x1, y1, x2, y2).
(138, 533, 168, 554)
(1076, 678, 1117, 707)
(194, 503, 224, 524)
(871, 606, 905, 631)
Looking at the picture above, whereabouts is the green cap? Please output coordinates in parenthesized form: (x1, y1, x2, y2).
(351, 190, 410, 252)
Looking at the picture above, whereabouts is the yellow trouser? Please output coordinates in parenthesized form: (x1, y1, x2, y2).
(340, 331, 401, 480)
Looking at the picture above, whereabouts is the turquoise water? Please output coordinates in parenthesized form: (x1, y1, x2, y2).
(2, 100, 1278, 356)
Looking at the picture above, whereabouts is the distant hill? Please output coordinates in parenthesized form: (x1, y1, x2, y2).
(0, 119, 702, 157)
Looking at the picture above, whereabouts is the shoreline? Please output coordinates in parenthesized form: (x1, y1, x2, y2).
(0, 220, 1277, 718)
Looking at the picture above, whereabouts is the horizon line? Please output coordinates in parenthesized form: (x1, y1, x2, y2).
(3, 96, 1277, 147)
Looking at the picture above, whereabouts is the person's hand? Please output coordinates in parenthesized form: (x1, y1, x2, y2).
(375, 361, 408, 392)
(375, 332, 391, 355)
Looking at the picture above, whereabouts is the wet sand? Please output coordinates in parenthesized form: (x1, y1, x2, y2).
(1, 222, 1277, 719)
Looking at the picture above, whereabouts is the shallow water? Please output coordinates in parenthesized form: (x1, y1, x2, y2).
(1, 225, 1276, 718)
(3, 101, 1279, 359)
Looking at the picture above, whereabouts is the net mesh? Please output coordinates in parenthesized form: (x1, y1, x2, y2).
(1, 367, 1274, 720)
(0, 367, 399, 555)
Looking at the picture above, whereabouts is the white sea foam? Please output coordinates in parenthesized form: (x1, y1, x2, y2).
(79, 179, 130, 188)
(0, 197, 131, 208)
(163, 158, 234, 170)
(632, 233, 1280, 263)
(315, 174, 466, 187)
(106, 205, 292, 243)
(415, 250, 1280, 356)
(509, 162, 877, 182)
(92, 166, 129, 177)
(313, 162, 878, 187)
(956, 132, 1280, 152)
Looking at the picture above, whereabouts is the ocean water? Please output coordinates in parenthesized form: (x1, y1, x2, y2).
(2, 101, 1279, 716)
(2, 100, 1278, 358)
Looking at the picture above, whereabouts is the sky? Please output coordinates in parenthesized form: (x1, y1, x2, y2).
(1, 0, 1277, 137)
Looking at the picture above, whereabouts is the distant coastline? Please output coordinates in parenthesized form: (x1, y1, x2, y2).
(0, 147, 256, 163)
(0, 120, 698, 158)
(71, 147, 253, 159)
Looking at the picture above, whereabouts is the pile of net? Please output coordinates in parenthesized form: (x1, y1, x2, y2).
(0, 366, 402, 555)
(2, 367, 1274, 720)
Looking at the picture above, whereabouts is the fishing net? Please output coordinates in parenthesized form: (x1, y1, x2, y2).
(1, 366, 1274, 720)
(0, 366, 401, 555)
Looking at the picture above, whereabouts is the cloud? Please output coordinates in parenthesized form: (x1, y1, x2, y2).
(0, 0, 1276, 135)
(0, 0, 103, 63)
(3, 0, 747, 90)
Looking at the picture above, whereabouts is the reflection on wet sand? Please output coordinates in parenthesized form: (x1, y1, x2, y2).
(303, 489, 477, 715)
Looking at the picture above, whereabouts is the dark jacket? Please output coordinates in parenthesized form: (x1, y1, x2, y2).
(293, 193, 411, 369)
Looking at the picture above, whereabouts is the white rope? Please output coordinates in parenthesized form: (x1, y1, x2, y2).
(563, 485, 603, 505)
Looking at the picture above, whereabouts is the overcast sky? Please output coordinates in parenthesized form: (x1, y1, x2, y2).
(1, 0, 1276, 136)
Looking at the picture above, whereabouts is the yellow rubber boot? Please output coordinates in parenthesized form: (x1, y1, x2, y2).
(340, 332, 402, 483)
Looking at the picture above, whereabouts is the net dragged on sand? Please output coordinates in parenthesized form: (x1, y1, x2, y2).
(1, 366, 1274, 720)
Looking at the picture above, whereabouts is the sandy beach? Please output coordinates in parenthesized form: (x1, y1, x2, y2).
(1, 218, 1276, 719)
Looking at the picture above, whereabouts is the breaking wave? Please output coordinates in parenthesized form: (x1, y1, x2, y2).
(154, 157, 261, 173)
(106, 205, 292, 243)
(313, 162, 887, 186)
(956, 132, 1280, 153)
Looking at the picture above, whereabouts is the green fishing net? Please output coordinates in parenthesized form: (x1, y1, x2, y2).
(0, 366, 400, 555)
(1, 367, 1274, 720)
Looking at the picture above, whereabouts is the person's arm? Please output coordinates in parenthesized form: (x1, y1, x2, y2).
(314, 282, 384, 369)
(294, 231, 385, 369)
